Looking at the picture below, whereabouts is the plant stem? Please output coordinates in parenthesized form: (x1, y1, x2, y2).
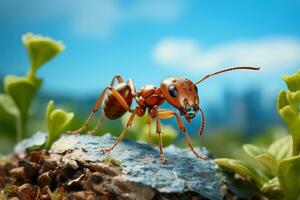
(16, 113, 27, 142)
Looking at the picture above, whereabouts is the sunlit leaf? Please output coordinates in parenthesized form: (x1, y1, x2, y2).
(0, 94, 19, 117)
(0, 94, 20, 138)
(243, 144, 266, 158)
(277, 90, 289, 111)
(278, 155, 300, 200)
(268, 136, 292, 160)
(261, 177, 281, 192)
(44, 100, 74, 149)
(215, 158, 266, 187)
(49, 109, 73, 136)
(4, 75, 42, 140)
(46, 100, 55, 130)
(282, 70, 300, 92)
(278, 70, 300, 156)
(22, 33, 64, 75)
(256, 153, 277, 177)
(287, 90, 300, 111)
(4, 75, 42, 117)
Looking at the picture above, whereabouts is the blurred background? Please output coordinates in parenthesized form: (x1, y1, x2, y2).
(1, 0, 300, 158)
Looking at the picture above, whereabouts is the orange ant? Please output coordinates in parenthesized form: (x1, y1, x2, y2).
(68, 66, 260, 164)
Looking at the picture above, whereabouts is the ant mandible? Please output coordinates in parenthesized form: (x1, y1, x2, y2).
(67, 66, 260, 164)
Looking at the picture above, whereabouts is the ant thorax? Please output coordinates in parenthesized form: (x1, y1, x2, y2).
(136, 84, 165, 108)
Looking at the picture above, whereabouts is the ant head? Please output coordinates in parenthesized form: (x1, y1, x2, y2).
(160, 77, 199, 121)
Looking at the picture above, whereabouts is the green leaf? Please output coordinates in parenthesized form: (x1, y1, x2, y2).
(4, 75, 42, 140)
(278, 155, 300, 200)
(287, 90, 300, 112)
(22, 33, 64, 76)
(215, 158, 266, 187)
(261, 177, 281, 192)
(243, 144, 277, 178)
(0, 94, 19, 117)
(46, 100, 55, 129)
(44, 100, 74, 149)
(277, 90, 289, 111)
(256, 153, 278, 177)
(278, 70, 300, 156)
(4, 75, 42, 116)
(0, 94, 20, 138)
(268, 136, 292, 160)
(243, 144, 266, 158)
(48, 109, 73, 138)
(282, 70, 300, 92)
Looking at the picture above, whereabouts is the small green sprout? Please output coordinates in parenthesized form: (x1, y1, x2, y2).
(0, 33, 64, 141)
(103, 156, 121, 166)
(44, 100, 74, 149)
(215, 69, 300, 200)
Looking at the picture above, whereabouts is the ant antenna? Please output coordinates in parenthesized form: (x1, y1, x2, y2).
(194, 66, 260, 85)
(199, 108, 205, 136)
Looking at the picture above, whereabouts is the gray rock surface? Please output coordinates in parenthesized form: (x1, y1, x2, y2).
(15, 133, 242, 200)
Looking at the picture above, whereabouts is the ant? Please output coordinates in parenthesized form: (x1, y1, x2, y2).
(68, 66, 260, 164)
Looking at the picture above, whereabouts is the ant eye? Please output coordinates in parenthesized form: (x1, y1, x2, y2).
(194, 86, 198, 93)
(168, 85, 178, 97)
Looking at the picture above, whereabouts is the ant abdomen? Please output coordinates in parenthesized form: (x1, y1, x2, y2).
(102, 83, 133, 119)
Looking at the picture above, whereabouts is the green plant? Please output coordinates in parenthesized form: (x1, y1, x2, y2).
(215, 70, 300, 200)
(44, 100, 74, 149)
(0, 33, 64, 141)
(121, 113, 178, 146)
(103, 156, 121, 166)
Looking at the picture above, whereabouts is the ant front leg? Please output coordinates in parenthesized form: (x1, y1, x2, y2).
(154, 107, 168, 164)
(158, 109, 208, 160)
(100, 110, 136, 154)
(146, 115, 152, 144)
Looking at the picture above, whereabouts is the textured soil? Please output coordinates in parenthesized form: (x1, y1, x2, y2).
(0, 150, 211, 200)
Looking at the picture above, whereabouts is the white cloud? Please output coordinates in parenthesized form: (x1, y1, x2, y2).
(0, 0, 183, 39)
(152, 37, 300, 73)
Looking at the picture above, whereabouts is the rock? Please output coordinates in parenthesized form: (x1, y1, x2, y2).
(14, 132, 252, 200)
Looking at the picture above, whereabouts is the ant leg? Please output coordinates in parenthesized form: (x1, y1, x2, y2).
(156, 112, 168, 164)
(87, 113, 105, 135)
(86, 86, 131, 135)
(158, 109, 208, 160)
(67, 87, 109, 134)
(147, 115, 152, 144)
(110, 74, 124, 86)
(67, 75, 127, 135)
(83, 75, 124, 134)
(100, 111, 136, 154)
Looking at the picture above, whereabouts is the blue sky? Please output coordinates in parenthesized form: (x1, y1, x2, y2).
(1, 0, 300, 105)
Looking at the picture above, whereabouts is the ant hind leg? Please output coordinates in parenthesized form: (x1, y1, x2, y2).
(87, 113, 105, 135)
(67, 87, 109, 134)
(156, 109, 168, 164)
